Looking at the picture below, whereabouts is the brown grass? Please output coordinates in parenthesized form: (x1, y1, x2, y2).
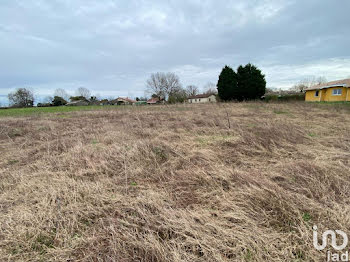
(0, 102, 349, 261)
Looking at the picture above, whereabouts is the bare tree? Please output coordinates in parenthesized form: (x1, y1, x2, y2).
(146, 73, 165, 99)
(168, 86, 187, 104)
(290, 83, 308, 93)
(8, 88, 34, 107)
(265, 87, 278, 94)
(42, 96, 53, 104)
(146, 72, 181, 100)
(290, 76, 327, 92)
(76, 87, 91, 99)
(186, 85, 199, 97)
(94, 93, 102, 101)
(315, 76, 327, 85)
(54, 88, 70, 101)
(203, 82, 217, 95)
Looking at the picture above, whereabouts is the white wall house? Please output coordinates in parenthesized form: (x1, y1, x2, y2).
(188, 94, 217, 103)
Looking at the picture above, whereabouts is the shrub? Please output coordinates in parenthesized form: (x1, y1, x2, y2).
(8, 88, 34, 107)
(37, 103, 52, 107)
(52, 96, 68, 106)
(265, 93, 305, 102)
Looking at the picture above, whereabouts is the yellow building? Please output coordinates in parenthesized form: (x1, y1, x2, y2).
(305, 79, 350, 102)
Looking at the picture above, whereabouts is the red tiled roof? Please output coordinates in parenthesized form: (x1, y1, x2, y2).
(117, 97, 136, 103)
(147, 97, 160, 103)
(306, 78, 350, 91)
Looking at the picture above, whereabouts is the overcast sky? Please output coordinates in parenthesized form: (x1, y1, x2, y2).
(0, 0, 349, 104)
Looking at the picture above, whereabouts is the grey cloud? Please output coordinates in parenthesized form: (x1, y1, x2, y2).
(0, 0, 349, 104)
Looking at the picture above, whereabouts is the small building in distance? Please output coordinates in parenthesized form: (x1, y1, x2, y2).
(188, 94, 217, 104)
(66, 100, 89, 106)
(110, 97, 136, 105)
(305, 79, 350, 102)
(147, 97, 164, 105)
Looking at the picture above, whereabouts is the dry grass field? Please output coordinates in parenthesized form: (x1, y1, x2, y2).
(0, 102, 349, 262)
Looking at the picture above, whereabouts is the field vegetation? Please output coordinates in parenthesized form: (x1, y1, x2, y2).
(0, 105, 120, 117)
(0, 102, 349, 261)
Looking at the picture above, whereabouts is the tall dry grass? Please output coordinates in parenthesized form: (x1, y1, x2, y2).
(0, 102, 349, 261)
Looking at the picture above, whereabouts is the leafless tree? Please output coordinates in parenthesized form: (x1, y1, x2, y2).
(76, 87, 91, 99)
(290, 76, 327, 92)
(8, 88, 34, 107)
(203, 82, 217, 95)
(42, 96, 53, 103)
(54, 88, 70, 100)
(265, 87, 278, 94)
(315, 76, 327, 85)
(146, 72, 181, 100)
(94, 93, 102, 101)
(186, 85, 199, 97)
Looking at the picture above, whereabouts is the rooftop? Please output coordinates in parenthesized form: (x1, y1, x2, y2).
(117, 97, 136, 103)
(188, 93, 216, 99)
(306, 78, 350, 91)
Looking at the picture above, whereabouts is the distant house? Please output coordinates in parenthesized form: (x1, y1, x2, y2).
(66, 100, 89, 106)
(305, 79, 350, 102)
(110, 97, 136, 105)
(188, 94, 217, 103)
(99, 99, 110, 106)
(147, 97, 164, 104)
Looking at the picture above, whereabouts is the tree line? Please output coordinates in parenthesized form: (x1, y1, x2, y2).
(145, 72, 216, 103)
(6, 87, 98, 108)
(146, 63, 267, 103)
(6, 81, 216, 108)
(5, 63, 268, 108)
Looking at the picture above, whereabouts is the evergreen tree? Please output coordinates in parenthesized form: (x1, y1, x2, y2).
(69, 96, 88, 102)
(52, 96, 67, 106)
(237, 63, 266, 100)
(217, 65, 237, 101)
(236, 65, 248, 101)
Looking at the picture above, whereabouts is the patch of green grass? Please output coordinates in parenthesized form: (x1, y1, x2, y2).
(130, 181, 137, 186)
(318, 101, 350, 105)
(8, 128, 23, 137)
(308, 132, 316, 137)
(247, 123, 257, 128)
(196, 134, 233, 146)
(36, 126, 50, 131)
(8, 159, 19, 165)
(56, 114, 71, 118)
(173, 106, 191, 111)
(312, 101, 350, 112)
(243, 249, 254, 261)
(31, 233, 55, 254)
(273, 109, 289, 114)
(196, 137, 209, 145)
(72, 232, 82, 239)
(91, 140, 99, 145)
(293, 249, 306, 260)
(152, 146, 168, 162)
(0, 105, 120, 117)
(302, 212, 312, 222)
(244, 103, 267, 110)
(9, 245, 23, 255)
